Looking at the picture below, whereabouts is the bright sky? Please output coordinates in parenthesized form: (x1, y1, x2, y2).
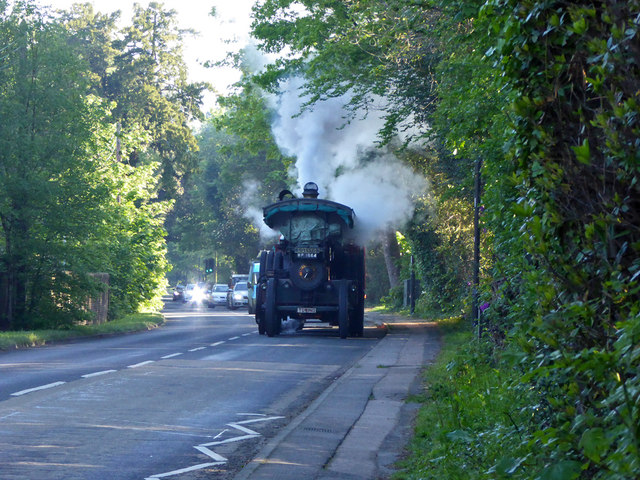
(44, 0, 257, 111)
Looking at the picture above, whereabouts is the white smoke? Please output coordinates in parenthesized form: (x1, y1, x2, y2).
(270, 76, 429, 244)
(241, 179, 280, 242)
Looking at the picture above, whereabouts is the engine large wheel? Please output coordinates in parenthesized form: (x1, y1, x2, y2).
(266, 250, 275, 273)
(349, 298, 364, 337)
(259, 250, 268, 279)
(256, 299, 265, 334)
(256, 308, 266, 334)
(338, 281, 349, 339)
(265, 278, 280, 337)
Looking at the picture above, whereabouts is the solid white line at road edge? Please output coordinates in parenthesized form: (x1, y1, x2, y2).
(11, 381, 66, 396)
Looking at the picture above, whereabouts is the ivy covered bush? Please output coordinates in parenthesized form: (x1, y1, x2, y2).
(481, 0, 640, 477)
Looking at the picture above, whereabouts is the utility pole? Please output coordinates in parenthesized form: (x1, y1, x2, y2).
(410, 254, 416, 314)
(472, 157, 482, 337)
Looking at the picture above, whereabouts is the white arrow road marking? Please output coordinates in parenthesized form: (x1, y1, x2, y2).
(146, 414, 284, 479)
(144, 462, 224, 479)
(235, 415, 285, 425)
(194, 445, 227, 462)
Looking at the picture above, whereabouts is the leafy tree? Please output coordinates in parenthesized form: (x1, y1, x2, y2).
(401, 0, 640, 476)
(110, 2, 207, 197)
(0, 2, 173, 329)
(167, 71, 292, 281)
(250, 0, 440, 143)
(57, 2, 120, 94)
(0, 4, 99, 327)
(61, 2, 208, 200)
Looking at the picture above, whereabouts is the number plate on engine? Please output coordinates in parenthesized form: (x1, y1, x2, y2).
(294, 247, 320, 259)
(297, 307, 316, 314)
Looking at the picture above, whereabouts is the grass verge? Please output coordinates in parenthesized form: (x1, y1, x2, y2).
(393, 315, 530, 480)
(0, 312, 165, 350)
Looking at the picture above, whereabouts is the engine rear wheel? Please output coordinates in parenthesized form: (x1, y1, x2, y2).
(338, 281, 349, 339)
(257, 316, 265, 335)
(259, 251, 268, 279)
(265, 278, 280, 337)
(349, 298, 364, 337)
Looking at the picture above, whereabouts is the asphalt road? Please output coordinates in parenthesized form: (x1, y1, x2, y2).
(0, 300, 387, 480)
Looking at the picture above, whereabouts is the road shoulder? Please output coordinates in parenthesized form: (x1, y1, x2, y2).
(234, 314, 441, 480)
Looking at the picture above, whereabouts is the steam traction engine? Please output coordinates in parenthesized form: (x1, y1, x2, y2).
(255, 182, 365, 338)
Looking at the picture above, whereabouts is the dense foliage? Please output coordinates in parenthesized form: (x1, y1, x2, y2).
(0, 1, 204, 329)
(167, 74, 292, 284)
(481, 0, 640, 476)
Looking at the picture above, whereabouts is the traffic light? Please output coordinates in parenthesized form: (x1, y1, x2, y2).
(205, 258, 215, 274)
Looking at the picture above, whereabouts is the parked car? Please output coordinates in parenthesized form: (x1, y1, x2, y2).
(227, 281, 249, 310)
(172, 285, 185, 301)
(207, 284, 229, 308)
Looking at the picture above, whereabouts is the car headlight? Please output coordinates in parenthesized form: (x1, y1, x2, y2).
(234, 293, 242, 300)
(192, 288, 205, 301)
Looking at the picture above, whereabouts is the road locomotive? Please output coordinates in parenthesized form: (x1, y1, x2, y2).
(254, 182, 365, 338)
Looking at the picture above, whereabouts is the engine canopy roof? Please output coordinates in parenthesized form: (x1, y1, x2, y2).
(263, 198, 355, 230)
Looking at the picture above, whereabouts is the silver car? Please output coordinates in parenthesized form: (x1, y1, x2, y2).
(227, 281, 248, 310)
(207, 284, 229, 308)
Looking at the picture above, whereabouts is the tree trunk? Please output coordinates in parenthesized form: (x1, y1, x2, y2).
(382, 229, 400, 289)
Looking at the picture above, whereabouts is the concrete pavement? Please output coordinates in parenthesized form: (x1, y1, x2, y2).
(233, 312, 441, 480)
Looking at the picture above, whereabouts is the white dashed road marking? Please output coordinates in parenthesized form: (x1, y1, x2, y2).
(127, 360, 155, 369)
(8, 334, 250, 397)
(11, 381, 66, 397)
(82, 370, 117, 378)
(161, 352, 183, 359)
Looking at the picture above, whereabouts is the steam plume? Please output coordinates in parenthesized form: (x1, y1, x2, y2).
(270, 77, 428, 243)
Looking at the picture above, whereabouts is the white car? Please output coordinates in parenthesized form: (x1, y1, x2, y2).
(184, 283, 207, 303)
(182, 283, 196, 302)
(207, 284, 229, 308)
(227, 281, 248, 310)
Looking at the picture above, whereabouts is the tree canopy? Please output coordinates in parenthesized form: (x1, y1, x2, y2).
(0, 0, 206, 329)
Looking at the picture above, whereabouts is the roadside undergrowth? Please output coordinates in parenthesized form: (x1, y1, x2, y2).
(0, 313, 164, 350)
(394, 315, 533, 479)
